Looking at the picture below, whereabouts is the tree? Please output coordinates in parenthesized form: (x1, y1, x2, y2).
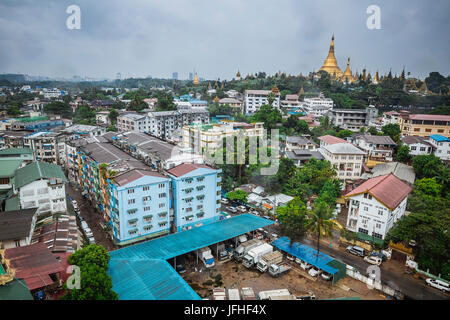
(251, 104, 282, 130)
(108, 108, 119, 124)
(44, 101, 73, 118)
(337, 130, 353, 139)
(412, 154, 445, 179)
(73, 105, 96, 125)
(6, 105, 21, 116)
(307, 201, 335, 257)
(367, 126, 378, 135)
(276, 197, 309, 245)
(381, 123, 401, 143)
(107, 125, 117, 132)
(226, 189, 248, 203)
(62, 245, 118, 300)
(396, 145, 412, 163)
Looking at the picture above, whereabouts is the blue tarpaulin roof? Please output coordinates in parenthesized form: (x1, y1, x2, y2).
(109, 214, 275, 300)
(272, 237, 338, 275)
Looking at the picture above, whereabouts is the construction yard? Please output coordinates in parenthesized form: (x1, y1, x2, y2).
(182, 258, 386, 300)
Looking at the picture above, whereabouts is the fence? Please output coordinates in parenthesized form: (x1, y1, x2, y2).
(346, 267, 403, 299)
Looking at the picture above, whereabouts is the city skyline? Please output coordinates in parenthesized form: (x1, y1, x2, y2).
(0, 0, 449, 80)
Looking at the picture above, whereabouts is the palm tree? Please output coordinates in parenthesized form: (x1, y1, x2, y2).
(307, 201, 335, 258)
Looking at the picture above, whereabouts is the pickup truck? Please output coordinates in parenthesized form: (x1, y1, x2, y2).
(268, 263, 291, 278)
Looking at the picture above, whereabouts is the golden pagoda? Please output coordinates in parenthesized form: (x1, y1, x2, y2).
(319, 34, 343, 78)
(213, 96, 220, 103)
(193, 72, 200, 84)
(236, 70, 241, 80)
(419, 81, 432, 95)
(298, 86, 305, 96)
(341, 57, 356, 83)
(373, 71, 380, 84)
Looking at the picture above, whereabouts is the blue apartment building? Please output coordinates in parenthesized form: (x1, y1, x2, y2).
(108, 170, 171, 245)
(168, 163, 222, 232)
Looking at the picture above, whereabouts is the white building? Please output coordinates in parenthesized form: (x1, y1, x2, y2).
(244, 89, 280, 115)
(182, 121, 264, 154)
(0, 208, 38, 249)
(344, 174, 412, 240)
(9, 161, 67, 216)
(347, 134, 396, 162)
(327, 106, 378, 132)
(302, 93, 334, 116)
(318, 135, 365, 180)
(280, 94, 300, 110)
(428, 135, 450, 161)
(401, 136, 435, 157)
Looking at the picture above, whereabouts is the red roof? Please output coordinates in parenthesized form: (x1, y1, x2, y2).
(4, 243, 64, 290)
(318, 135, 348, 145)
(113, 169, 167, 186)
(167, 163, 215, 177)
(344, 174, 412, 210)
(408, 114, 450, 121)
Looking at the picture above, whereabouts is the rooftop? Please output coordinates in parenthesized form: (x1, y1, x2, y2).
(0, 208, 37, 241)
(0, 159, 23, 178)
(344, 174, 412, 210)
(0, 148, 33, 156)
(319, 135, 347, 145)
(113, 169, 168, 186)
(369, 162, 416, 185)
(357, 134, 396, 145)
(323, 143, 365, 155)
(429, 134, 450, 142)
(167, 163, 216, 177)
(14, 161, 67, 189)
(109, 214, 275, 300)
(407, 114, 450, 121)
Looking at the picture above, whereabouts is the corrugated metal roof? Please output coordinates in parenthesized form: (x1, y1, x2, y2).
(109, 214, 275, 300)
(272, 237, 339, 275)
(14, 161, 67, 189)
(0, 159, 22, 178)
(0, 148, 33, 155)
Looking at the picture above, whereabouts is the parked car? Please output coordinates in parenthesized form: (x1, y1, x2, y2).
(237, 205, 247, 213)
(346, 245, 366, 257)
(220, 198, 229, 204)
(286, 254, 295, 261)
(321, 272, 332, 281)
(176, 264, 187, 274)
(300, 260, 312, 270)
(371, 251, 387, 261)
(81, 221, 89, 230)
(250, 210, 259, 216)
(364, 256, 382, 266)
(297, 291, 316, 300)
(88, 236, 95, 244)
(426, 278, 449, 292)
(308, 267, 322, 277)
(84, 228, 93, 237)
(226, 206, 237, 213)
(262, 215, 271, 220)
(295, 258, 302, 265)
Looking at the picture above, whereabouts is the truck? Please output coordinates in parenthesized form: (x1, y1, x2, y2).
(240, 287, 256, 300)
(216, 244, 233, 261)
(242, 243, 273, 269)
(268, 263, 291, 278)
(233, 238, 263, 262)
(199, 247, 215, 268)
(257, 251, 283, 273)
(257, 289, 291, 300)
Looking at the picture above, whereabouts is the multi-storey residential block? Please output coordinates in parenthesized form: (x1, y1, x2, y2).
(318, 135, 365, 180)
(347, 134, 396, 167)
(283, 136, 318, 153)
(182, 121, 264, 154)
(280, 94, 300, 111)
(244, 89, 280, 115)
(218, 98, 243, 114)
(168, 163, 222, 232)
(381, 111, 402, 127)
(327, 106, 378, 131)
(344, 174, 412, 240)
(401, 136, 435, 157)
(108, 169, 171, 245)
(22, 131, 61, 164)
(427, 134, 450, 161)
(302, 93, 334, 116)
(0, 208, 38, 249)
(400, 114, 450, 138)
(7, 161, 67, 216)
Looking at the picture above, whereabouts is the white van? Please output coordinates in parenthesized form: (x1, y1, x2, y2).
(426, 278, 449, 292)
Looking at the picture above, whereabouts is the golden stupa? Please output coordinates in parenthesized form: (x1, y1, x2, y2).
(319, 34, 343, 78)
(236, 70, 241, 80)
(193, 72, 200, 84)
(341, 57, 356, 83)
(373, 71, 380, 84)
(213, 96, 220, 103)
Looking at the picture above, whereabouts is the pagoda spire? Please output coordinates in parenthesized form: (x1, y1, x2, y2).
(319, 33, 343, 78)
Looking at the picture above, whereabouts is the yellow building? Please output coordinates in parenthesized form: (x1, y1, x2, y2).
(193, 72, 200, 84)
(401, 114, 450, 137)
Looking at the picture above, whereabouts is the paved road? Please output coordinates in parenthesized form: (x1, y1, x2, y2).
(66, 183, 115, 251)
(298, 237, 449, 300)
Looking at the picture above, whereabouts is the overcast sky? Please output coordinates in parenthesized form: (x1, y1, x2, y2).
(0, 0, 449, 80)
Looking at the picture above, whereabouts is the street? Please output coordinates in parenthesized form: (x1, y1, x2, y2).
(66, 182, 115, 251)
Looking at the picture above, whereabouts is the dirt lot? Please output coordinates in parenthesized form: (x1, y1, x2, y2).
(182, 258, 385, 300)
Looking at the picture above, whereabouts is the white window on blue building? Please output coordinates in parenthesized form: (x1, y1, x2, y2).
(143, 196, 151, 201)
(159, 203, 165, 208)
(143, 225, 153, 231)
(158, 183, 165, 188)
(128, 228, 138, 235)
(159, 193, 166, 198)
(143, 186, 150, 191)
(143, 214, 153, 222)
(128, 199, 135, 204)
(144, 206, 151, 211)
(127, 189, 134, 194)
(127, 208, 137, 215)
